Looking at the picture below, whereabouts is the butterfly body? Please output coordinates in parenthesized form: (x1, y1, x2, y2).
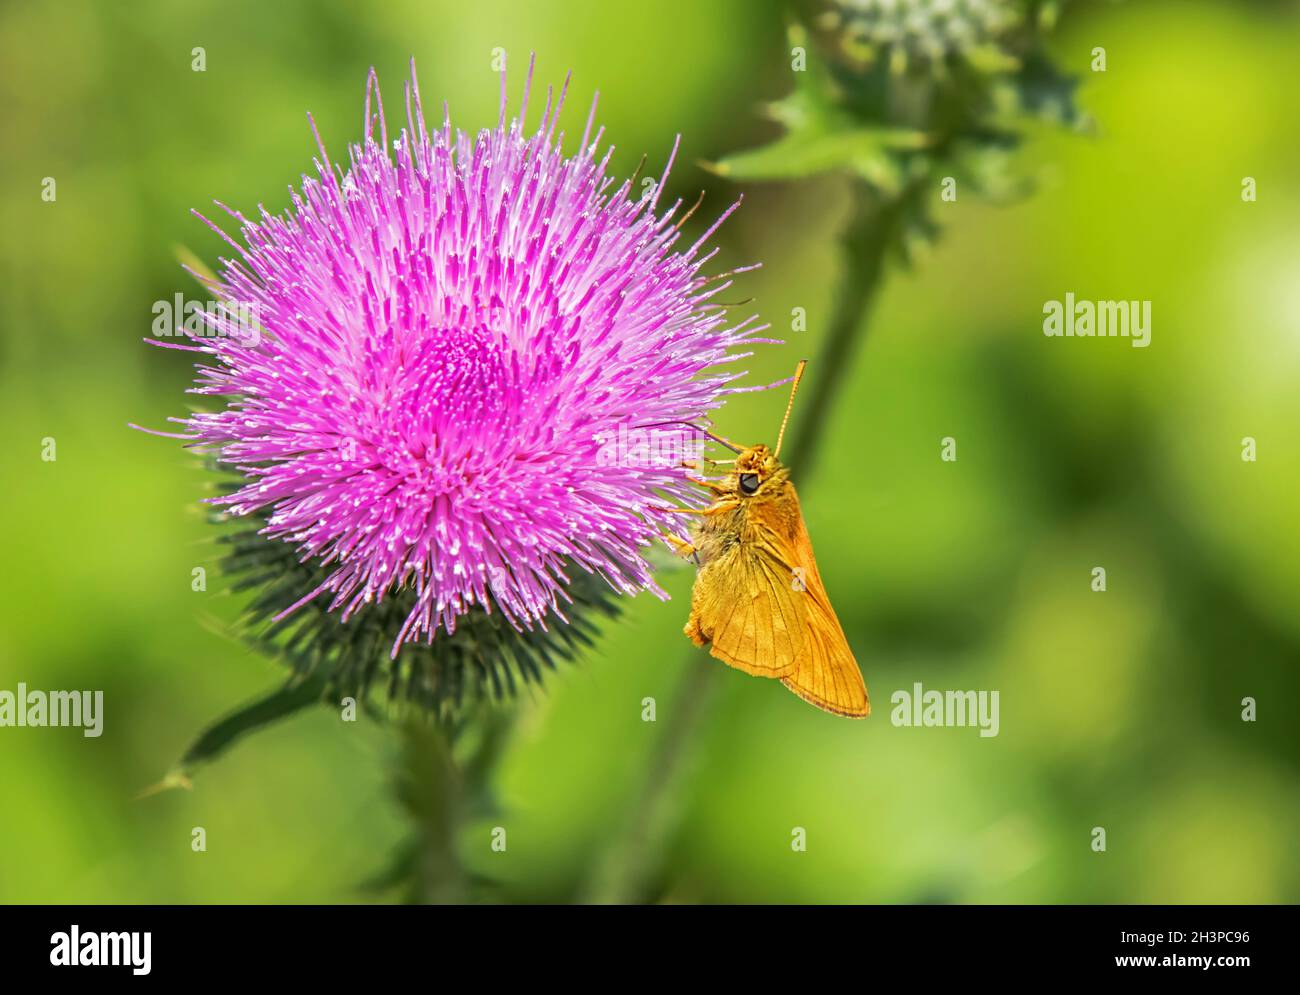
(677, 440, 870, 718)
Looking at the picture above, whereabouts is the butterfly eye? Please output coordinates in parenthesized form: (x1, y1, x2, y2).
(738, 473, 760, 495)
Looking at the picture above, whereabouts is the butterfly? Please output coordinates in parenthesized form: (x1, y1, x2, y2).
(664, 361, 869, 717)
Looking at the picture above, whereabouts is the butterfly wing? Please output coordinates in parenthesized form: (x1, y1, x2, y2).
(773, 490, 869, 718)
(685, 532, 806, 679)
(684, 479, 869, 718)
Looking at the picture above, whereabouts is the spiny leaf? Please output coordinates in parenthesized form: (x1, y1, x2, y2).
(140, 673, 329, 795)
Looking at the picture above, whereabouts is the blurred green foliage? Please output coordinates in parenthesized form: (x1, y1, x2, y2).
(1, 0, 1297, 903)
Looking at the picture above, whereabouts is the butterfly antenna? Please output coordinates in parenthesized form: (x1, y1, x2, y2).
(691, 424, 743, 454)
(773, 359, 807, 460)
(635, 420, 743, 454)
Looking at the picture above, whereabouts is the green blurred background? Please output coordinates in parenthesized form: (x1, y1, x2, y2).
(2, 0, 1298, 904)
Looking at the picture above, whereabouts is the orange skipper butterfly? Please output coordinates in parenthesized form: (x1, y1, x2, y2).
(665, 361, 869, 717)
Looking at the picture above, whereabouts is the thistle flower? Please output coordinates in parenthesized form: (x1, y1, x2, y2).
(146, 58, 771, 719)
(717, 3, 1084, 261)
(817, 0, 1023, 74)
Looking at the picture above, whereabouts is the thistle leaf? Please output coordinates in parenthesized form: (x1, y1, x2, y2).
(712, 126, 926, 184)
(173, 673, 330, 778)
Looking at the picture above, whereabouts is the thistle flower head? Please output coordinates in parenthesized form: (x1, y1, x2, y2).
(717, 2, 1083, 250)
(817, 0, 1025, 74)
(168, 59, 770, 676)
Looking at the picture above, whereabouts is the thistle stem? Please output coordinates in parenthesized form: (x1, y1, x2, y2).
(396, 720, 470, 904)
(590, 180, 899, 903)
(385, 711, 514, 904)
(581, 651, 720, 903)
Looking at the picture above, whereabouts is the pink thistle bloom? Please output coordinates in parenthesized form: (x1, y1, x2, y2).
(165, 58, 773, 656)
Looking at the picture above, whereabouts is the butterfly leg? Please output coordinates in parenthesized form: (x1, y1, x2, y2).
(683, 568, 714, 645)
(685, 475, 728, 495)
(661, 533, 697, 558)
(684, 612, 708, 647)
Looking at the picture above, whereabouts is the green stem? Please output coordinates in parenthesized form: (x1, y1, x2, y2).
(587, 180, 898, 904)
(396, 720, 470, 904)
(581, 652, 720, 903)
(375, 711, 513, 904)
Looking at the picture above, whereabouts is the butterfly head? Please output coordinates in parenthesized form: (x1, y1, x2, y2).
(733, 444, 785, 497)
(673, 360, 807, 498)
(721, 360, 808, 498)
